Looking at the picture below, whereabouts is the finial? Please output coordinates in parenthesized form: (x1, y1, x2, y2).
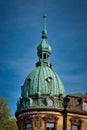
(43, 15, 46, 30)
(42, 15, 47, 39)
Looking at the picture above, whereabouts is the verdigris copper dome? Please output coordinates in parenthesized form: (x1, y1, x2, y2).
(21, 64, 66, 98)
(17, 16, 66, 111)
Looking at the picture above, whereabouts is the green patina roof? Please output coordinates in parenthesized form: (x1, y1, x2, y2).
(16, 16, 66, 111)
(37, 38, 52, 56)
(21, 64, 66, 98)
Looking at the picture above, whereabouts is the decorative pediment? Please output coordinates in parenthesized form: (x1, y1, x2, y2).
(43, 114, 59, 122)
(70, 117, 83, 125)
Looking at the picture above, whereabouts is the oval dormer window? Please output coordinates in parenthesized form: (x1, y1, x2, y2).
(46, 77, 52, 83)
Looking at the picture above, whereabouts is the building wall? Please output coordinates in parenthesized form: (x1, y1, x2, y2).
(67, 112, 87, 130)
(16, 109, 87, 130)
(16, 109, 64, 130)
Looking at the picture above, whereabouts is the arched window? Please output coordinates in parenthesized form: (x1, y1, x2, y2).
(26, 124, 32, 130)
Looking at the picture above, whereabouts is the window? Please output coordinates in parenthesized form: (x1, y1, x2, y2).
(46, 123, 55, 130)
(70, 117, 82, 130)
(28, 78, 31, 82)
(72, 125, 79, 130)
(82, 102, 87, 111)
(43, 54, 47, 59)
(26, 124, 32, 130)
(82, 97, 87, 111)
(46, 77, 52, 83)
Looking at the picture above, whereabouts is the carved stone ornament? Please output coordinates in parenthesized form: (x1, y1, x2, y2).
(43, 114, 58, 122)
(70, 117, 83, 126)
(33, 116, 42, 129)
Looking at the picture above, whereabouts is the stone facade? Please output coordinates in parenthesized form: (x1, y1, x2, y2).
(15, 106, 87, 130)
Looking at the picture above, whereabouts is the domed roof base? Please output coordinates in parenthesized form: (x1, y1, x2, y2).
(16, 93, 65, 112)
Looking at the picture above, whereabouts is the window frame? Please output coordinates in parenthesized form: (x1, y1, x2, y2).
(25, 123, 32, 130)
(70, 117, 82, 130)
(43, 114, 58, 130)
(46, 122, 55, 130)
(71, 124, 80, 130)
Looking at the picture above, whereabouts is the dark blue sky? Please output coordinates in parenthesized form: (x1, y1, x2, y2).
(0, 0, 87, 115)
